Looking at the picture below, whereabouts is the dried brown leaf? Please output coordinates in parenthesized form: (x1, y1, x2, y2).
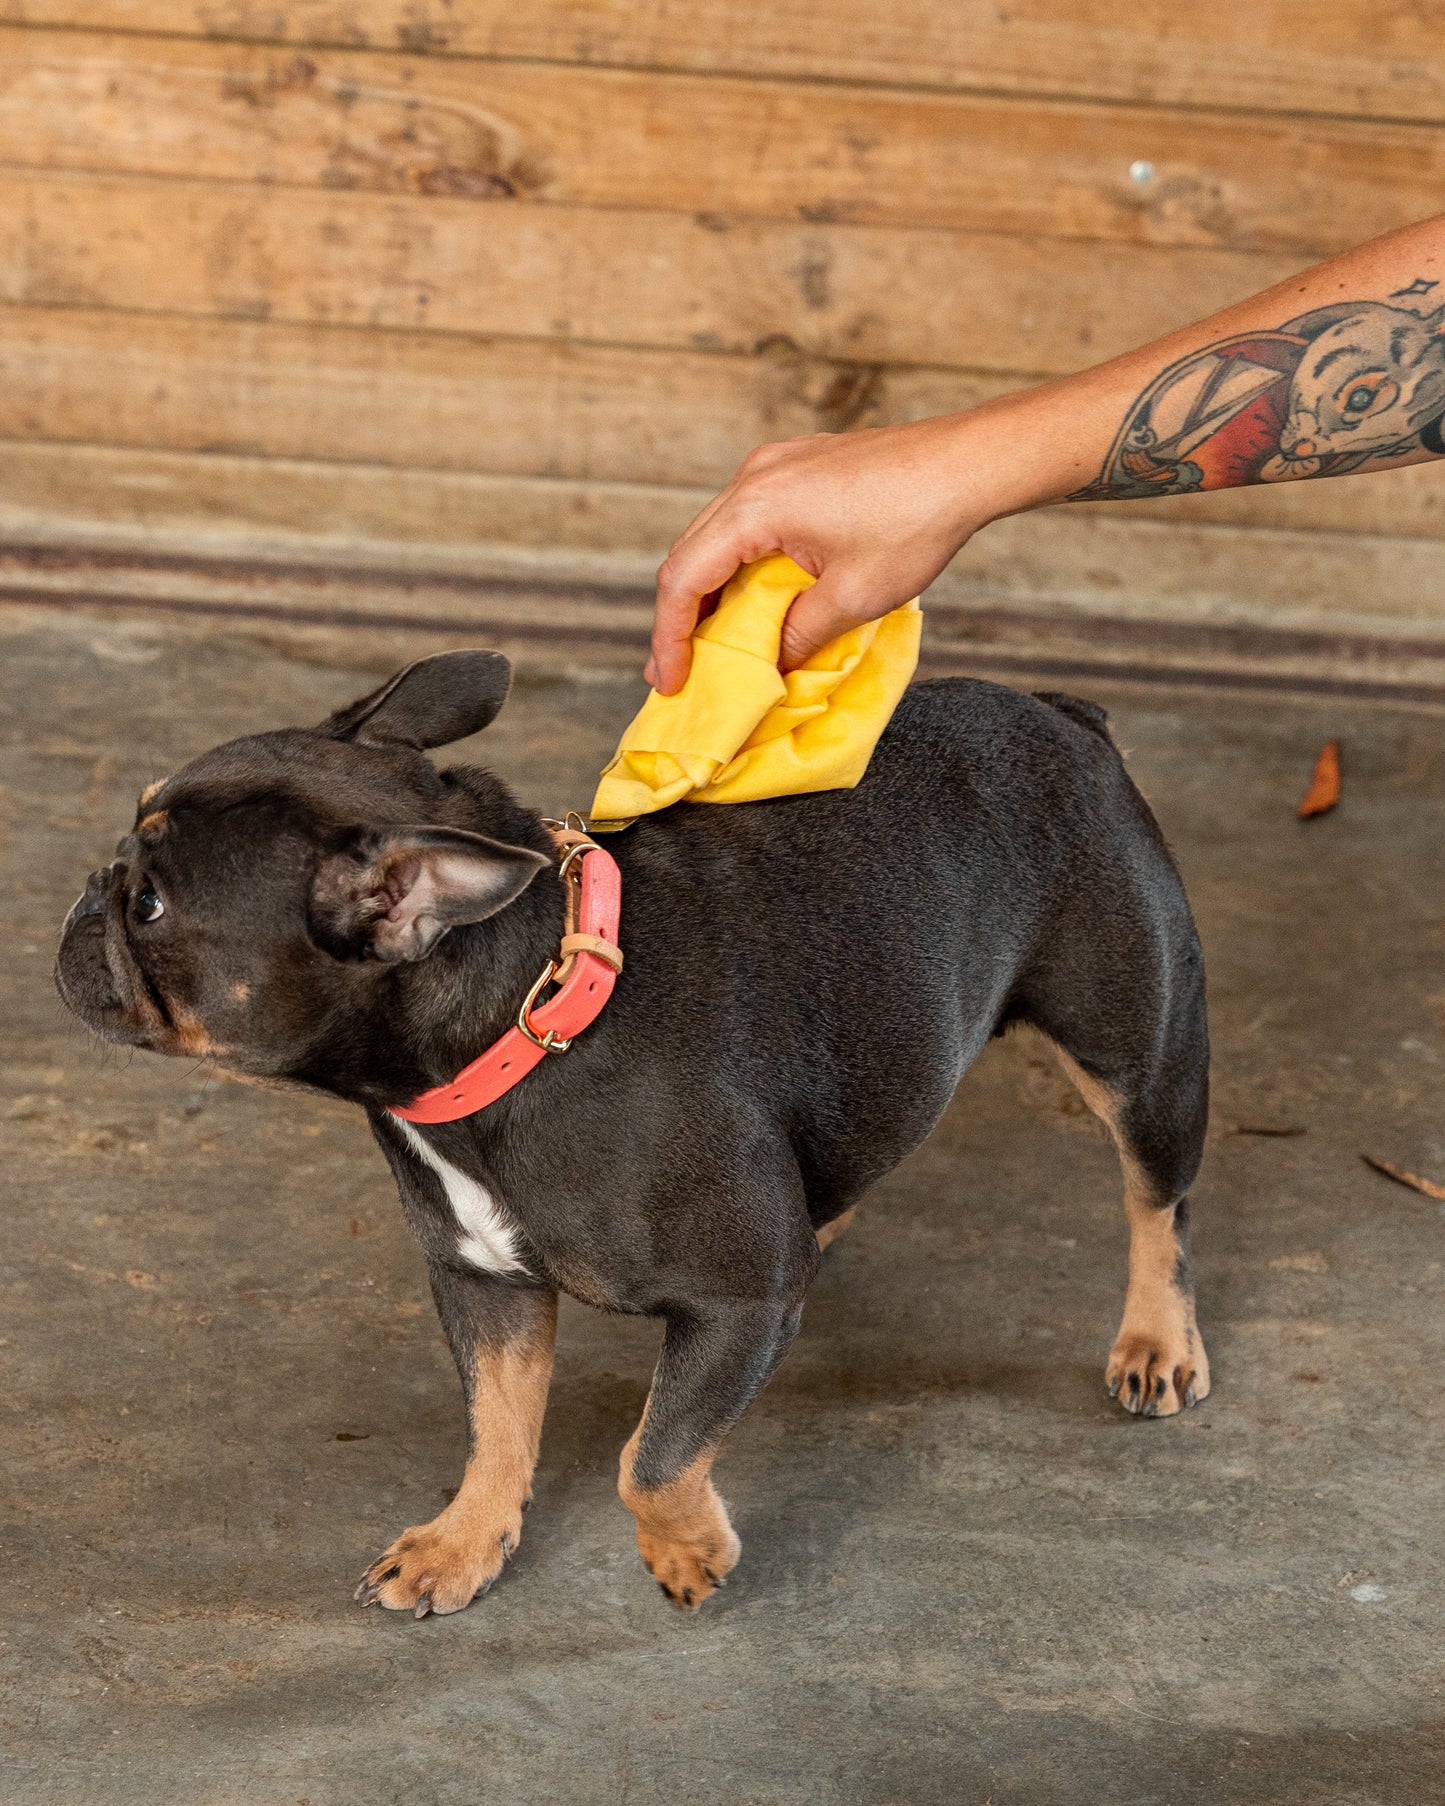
(1298, 740, 1341, 818)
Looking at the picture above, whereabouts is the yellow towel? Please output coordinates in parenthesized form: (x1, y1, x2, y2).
(590, 553, 921, 825)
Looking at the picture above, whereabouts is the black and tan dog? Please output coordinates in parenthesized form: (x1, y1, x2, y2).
(55, 651, 1210, 1614)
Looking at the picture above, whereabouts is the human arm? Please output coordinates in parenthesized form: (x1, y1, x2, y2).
(648, 215, 1445, 692)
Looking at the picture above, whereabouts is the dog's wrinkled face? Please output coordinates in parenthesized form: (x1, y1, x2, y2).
(55, 651, 547, 1079)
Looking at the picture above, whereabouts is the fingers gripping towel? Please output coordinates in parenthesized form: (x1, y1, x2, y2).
(591, 554, 922, 824)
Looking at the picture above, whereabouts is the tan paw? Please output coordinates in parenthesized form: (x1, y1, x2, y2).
(354, 1505, 522, 1618)
(636, 1518, 741, 1611)
(1107, 1330, 1211, 1418)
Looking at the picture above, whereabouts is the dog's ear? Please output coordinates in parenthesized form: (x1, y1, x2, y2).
(310, 824, 548, 963)
(320, 651, 512, 749)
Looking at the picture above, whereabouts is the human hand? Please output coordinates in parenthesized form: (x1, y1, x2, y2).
(646, 401, 1060, 693)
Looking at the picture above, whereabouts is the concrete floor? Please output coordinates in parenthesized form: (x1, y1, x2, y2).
(2, 604, 1443, 1805)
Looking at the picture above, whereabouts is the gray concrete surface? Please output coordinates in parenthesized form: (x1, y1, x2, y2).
(2, 603, 1443, 1805)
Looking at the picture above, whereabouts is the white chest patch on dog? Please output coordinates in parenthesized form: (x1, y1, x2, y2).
(392, 1119, 527, 1277)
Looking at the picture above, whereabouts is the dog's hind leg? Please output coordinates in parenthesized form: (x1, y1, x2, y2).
(1022, 871, 1211, 1418)
(356, 1271, 557, 1615)
(1054, 1047, 1210, 1417)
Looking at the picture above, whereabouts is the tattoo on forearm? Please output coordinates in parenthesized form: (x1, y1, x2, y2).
(1068, 279, 1445, 501)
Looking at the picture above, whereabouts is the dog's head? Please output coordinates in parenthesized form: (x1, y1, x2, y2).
(55, 651, 550, 1082)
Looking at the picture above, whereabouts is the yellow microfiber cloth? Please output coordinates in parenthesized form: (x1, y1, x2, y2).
(591, 554, 922, 825)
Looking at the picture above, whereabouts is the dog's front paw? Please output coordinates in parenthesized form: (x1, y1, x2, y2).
(635, 1518, 741, 1611)
(354, 1505, 523, 1617)
(1106, 1328, 1210, 1418)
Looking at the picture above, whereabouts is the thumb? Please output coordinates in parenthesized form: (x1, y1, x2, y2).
(777, 572, 888, 671)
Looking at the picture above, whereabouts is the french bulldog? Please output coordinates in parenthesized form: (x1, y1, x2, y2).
(56, 651, 1209, 1614)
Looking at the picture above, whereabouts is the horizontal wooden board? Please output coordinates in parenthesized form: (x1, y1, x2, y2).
(0, 306, 1438, 542)
(0, 300, 1020, 485)
(1081, 469, 1445, 544)
(0, 442, 1440, 649)
(0, 168, 1302, 376)
(3, 3, 1442, 125)
(0, 443, 711, 570)
(1, 438, 1440, 579)
(929, 506, 1445, 641)
(0, 445, 710, 610)
(0, 28, 1437, 254)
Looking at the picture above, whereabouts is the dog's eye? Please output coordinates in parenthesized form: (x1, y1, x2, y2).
(134, 884, 165, 923)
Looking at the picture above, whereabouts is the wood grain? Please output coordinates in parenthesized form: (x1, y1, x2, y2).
(1079, 469, 1445, 544)
(0, 303, 1437, 540)
(0, 441, 713, 565)
(0, 167, 1302, 376)
(3, 3, 1442, 125)
(929, 505, 1445, 639)
(0, 442, 1440, 648)
(0, 300, 1017, 484)
(0, 28, 1436, 254)
(0, 14, 1437, 629)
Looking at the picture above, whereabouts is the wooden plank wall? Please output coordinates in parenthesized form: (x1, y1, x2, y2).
(0, 4, 1441, 649)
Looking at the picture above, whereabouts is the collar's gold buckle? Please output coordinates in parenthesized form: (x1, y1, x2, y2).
(516, 959, 571, 1054)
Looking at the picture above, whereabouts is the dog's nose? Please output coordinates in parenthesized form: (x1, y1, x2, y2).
(76, 862, 124, 918)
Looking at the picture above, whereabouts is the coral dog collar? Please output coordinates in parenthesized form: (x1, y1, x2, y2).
(390, 823, 622, 1124)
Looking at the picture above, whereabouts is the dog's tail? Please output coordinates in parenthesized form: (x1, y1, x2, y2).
(1033, 690, 1113, 743)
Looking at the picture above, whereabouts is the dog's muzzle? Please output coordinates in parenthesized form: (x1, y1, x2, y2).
(55, 862, 127, 1022)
